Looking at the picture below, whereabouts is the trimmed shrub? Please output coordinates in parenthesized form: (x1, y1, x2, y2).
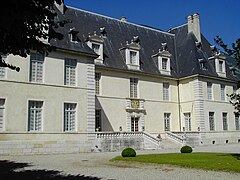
(121, 148, 136, 157)
(180, 145, 193, 153)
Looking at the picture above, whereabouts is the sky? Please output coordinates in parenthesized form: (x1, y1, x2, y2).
(64, 0, 240, 47)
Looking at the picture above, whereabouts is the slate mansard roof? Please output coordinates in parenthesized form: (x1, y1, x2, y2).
(52, 6, 239, 81)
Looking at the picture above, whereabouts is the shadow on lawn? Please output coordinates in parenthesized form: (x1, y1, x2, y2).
(0, 160, 101, 180)
(231, 154, 240, 160)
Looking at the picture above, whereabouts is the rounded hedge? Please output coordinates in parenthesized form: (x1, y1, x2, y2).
(121, 148, 136, 157)
(180, 145, 193, 153)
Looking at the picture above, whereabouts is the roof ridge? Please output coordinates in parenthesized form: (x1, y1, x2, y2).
(67, 6, 175, 36)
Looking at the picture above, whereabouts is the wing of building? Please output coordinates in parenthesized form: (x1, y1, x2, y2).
(0, 6, 239, 154)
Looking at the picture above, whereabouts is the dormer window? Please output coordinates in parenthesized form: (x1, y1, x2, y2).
(69, 28, 79, 43)
(152, 43, 171, 75)
(86, 31, 104, 64)
(209, 46, 226, 77)
(124, 36, 141, 70)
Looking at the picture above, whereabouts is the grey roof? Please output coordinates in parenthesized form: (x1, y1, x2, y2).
(53, 6, 239, 82)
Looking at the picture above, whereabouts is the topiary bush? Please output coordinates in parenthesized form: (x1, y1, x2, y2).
(180, 145, 193, 153)
(121, 148, 136, 157)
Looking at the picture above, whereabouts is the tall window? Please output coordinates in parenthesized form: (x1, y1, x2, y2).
(0, 55, 7, 79)
(235, 114, 240, 130)
(130, 78, 138, 98)
(64, 103, 77, 132)
(130, 51, 137, 65)
(219, 60, 223, 72)
(30, 53, 44, 82)
(131, 117, 139, 132)
(184, 113, 191, 131)
(164, 113, 171, 131)
(0, 99, 5, 131)
(64, 58, 76, 86)
(222, 112, 228, 130)
(95, 109, 102, 131)
(95, 73, 101, 95)
(92, 43, 100, 56)
(162, 58, 168, 70)
(209, 112, 215, 131)
(28, 101, 43, 131)
(207, 82, 213, 100)
(163, 82, 170, 101)
(220, 84, 225, 101)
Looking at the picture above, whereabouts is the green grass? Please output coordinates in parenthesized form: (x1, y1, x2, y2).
(112, 153, 240, 172)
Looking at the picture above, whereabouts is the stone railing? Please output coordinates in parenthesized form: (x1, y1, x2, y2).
(166, 131, 186, 144)
(166, 131, 201, 146)
(96, 131, 143, 139)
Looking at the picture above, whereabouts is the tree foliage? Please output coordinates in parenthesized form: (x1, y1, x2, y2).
(0, 0, 69, 72)
(215, 36, 240, 113)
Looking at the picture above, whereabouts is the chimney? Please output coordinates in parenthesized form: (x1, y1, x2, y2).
(188, 13, 201, 42)
(120, 17, 127, 22)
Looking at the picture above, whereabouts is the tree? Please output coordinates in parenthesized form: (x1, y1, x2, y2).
(215, 36, 240, 113)
(0, 0, 69, 72)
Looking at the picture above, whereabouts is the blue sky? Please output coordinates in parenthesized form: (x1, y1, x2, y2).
(65, 0, 239, 47)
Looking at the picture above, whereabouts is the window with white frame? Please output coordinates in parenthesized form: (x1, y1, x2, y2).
(0, 99, 5, 131)
(28, 101, 43, 131)
(30, 53, 44, 82)
(64, 103, 77, 132)
(87, 33, 104, 64)
(207, 82, 213, 100)
(95, 109, 102, 132)
(95, 72, 101, 95)
(163, 82, 170, 101)
(164, 113, 171, 131)
(184, 113, 191, 131)
(0, 55, 7, 79)
(162, 58, 168, 70)
(219, 60, 223, 72)
(64, 58, 76, 86)
(130, 78, 138, 98)
(130, 51, 137, 65)
(220, 84, 225, 101)
(209, 112, 215, 131)
(235, 114, 240, 130)
(222, 112, 228, 130)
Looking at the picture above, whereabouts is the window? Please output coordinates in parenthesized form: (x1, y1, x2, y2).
(162, 58, 168, 70)
(219, 60, 223, 72)
(95, 73, 101, 95)
(0, 99, 5, 131)
(95, 109, 102, 131)
(92, 43, 100, 56)
(0, 55, 7, 79)
(64, 58, 76, 86)
(28, 101, 43, 131)
(209, 112, 215, 131)
(207, 82, 213, 100)
(163, 82, 170, 101)
(220, 84, 225, 101)
(131, 117, 139, 132)
(235, 114, 240, 130)
(184, 113, 191, 131)
(130, 51, 137, 65)
(30, 53, 44, 82)
(130, 78, 138, 98)
(164, 113, 171, 131)
(64, 103, 77, 132)
(222, 112, 228, 130)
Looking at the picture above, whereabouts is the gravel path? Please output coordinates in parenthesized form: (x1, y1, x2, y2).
(1, 144, 240, 180)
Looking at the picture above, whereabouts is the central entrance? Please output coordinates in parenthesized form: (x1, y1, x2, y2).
(131, 117, 139, 132)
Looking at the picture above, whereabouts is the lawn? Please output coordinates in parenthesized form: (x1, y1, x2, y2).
(112, 153, 240, 172)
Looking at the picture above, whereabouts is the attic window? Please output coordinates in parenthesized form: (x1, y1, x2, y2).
(86, 31, 104, 64)
(198, 58, 207, 70)
(209, 46, 226, 77)
(152, 43, 171, 75)
(125, 36, 141, 70)
(230, 67, 237, 76)
(69, 28, 79, 43)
